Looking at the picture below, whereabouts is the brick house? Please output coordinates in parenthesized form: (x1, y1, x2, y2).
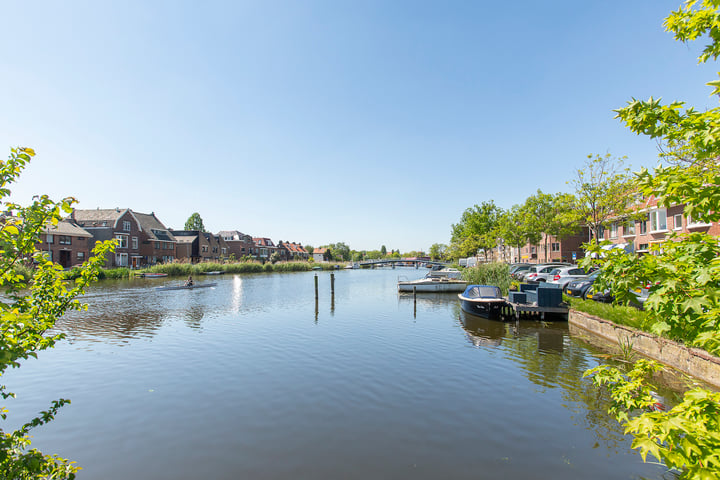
(218, 230, 255, 260)
(37, 220, 93, 269)
(172, 230, 227, 262)
(277, 241, 309, 261)
(71, 208, 144, 268)
(511, 229, 588, 264)
(71, 208, 176, 268)
(602, 197, 720, 254)
(132, 211, 177, 264)
(252, 237, 277, 261)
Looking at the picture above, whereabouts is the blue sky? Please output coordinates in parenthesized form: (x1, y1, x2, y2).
(1, 1, 716, 252)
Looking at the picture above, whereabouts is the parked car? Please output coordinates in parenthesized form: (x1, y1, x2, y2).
(565, 270, 601, 299)
(589, 282, 655, 310)
(546, 266, 590, 288)
(510, 264, 534, 280)
(522, 263, 573, 283)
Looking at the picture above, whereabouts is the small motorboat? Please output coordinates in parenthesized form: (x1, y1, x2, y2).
(458, 285, 506, 318)
(140, 273, 168, 278)
(156, 282, 217, 291)
(398, 274, 467, 292)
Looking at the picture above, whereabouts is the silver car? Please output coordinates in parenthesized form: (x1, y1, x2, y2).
(522, 263, 572, 283)
(547, 266, 589, 289)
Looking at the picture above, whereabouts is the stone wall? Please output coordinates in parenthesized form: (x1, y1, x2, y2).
(569, 310, 720, 389)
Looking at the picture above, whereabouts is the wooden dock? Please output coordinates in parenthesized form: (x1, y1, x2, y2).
(505, 300, 569, 321)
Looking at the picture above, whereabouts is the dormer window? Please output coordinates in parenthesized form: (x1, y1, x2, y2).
(123, 221, 131, 231)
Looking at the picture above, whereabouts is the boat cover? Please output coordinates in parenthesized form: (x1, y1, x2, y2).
(462, 285, 502, 299)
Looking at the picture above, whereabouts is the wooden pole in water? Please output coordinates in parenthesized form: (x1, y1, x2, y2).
(330, 272, 335, 295)
(314, 274, 319, 300)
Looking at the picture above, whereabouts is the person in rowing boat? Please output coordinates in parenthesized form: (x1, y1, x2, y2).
(185, 275, 194, 287)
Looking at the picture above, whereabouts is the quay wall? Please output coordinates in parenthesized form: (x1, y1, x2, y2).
(569, 310, 720, 389)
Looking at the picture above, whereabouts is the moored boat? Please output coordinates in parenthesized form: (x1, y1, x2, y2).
(458, 285, 506, 318)
(140, 273, 168, 278)
(397, 275, 467, 292)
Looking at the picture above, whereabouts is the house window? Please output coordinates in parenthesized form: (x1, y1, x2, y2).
(649, 209, 668, 232)
(687, 216, 712, 228)
(115, 235, 128, 248)
(59, 236, 72, 245)
(551, 242, 560, 252)
(639, 219, 647, 235)
(77, 252, 85, 261)
(123, 221, 131, 231)
(610, 222, 618, 239)
(673, 214, 683, 230)
(638, 243, 649, 252)
(46, 234, 54, 244)
(624, 221, 635, 236)
(132, 237, 138, 249)
(115, 253, 128, 266)
(221, 248, 226, 255)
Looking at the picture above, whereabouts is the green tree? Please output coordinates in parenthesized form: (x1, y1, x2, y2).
(0, 148, 115, 479)
(569, 154, 633, 245)
(380, 245, 387, 257)
(450, 201, 502, 261)
(496, 205, 538, 262)
(428, 243, 446, 260)
(184, 212, 205, 231)
(305, 245, 314, 255)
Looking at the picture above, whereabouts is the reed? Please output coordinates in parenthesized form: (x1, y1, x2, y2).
(462, 263, 511, 295)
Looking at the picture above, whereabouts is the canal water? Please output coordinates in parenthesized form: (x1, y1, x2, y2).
(5, 268, 672, 479)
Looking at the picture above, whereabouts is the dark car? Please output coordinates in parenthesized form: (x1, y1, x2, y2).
(564, 270, 601, 299)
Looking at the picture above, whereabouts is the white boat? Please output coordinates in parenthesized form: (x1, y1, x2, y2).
(397, 271, 467, 292)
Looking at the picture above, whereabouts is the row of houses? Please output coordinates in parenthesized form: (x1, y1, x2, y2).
(475, 198, 720, 265)
(37, 208, 312, 269)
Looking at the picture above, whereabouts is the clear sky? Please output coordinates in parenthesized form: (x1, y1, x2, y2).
(1, 1, 716, 253)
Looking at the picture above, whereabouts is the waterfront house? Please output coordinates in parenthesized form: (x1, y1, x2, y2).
(277, 241, 309, 261)
(218, 230, 255, 260)
(312, 247, 329, 263)
(71, 208, 144, 268)
(37, 219, 93, 268)
(172, 230, 212, 263)
(252, 237, 277, 261)
(72, 208, 176, 268)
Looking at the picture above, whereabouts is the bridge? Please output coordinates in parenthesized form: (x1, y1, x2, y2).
(357, 259, 451, 268)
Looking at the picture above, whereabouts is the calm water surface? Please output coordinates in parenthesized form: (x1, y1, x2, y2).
(5, 269, 674, 479)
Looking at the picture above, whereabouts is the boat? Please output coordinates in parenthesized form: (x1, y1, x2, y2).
(397, 274, 467, 292)
(202, 271, 223, 275)
(458, 285, 507, 318)
(140, 273, 168, 278)
(426, 267, 462, 279)
(156, 282, 217, 291)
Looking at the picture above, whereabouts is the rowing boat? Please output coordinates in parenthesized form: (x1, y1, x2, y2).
(156, 282, 217, 291)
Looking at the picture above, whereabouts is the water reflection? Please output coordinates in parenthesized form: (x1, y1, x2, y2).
(458, 312, 507, 347)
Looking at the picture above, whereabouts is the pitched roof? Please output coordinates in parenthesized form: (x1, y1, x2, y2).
(43, 220, 92, 238)
(133, 212, 176, 242)
(72, 208, 132, 228)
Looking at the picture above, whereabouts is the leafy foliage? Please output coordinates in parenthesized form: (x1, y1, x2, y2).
(184, 212, 205, 232)
(585, 360, 720, 479)
(0, 148, 115, 479)
(569, 154, 634, 244)
(449, 201, 502, 259)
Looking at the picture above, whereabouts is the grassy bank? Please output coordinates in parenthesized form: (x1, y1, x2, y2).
(566, 296, 653, 332)
(57, 261, 346, 280)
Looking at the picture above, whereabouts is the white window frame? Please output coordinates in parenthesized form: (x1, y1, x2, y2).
(673, 213, 683, 231)
(131, 237, 138, 250)
(115, 234, 128, 248)
(610, 222, 618, 239)
(123, 220, 131, 231)
(115, 253, 128, 266)
(687, 215, 712, 229)
(623, 221, 635, 237)
(649, 209, 668, 233)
